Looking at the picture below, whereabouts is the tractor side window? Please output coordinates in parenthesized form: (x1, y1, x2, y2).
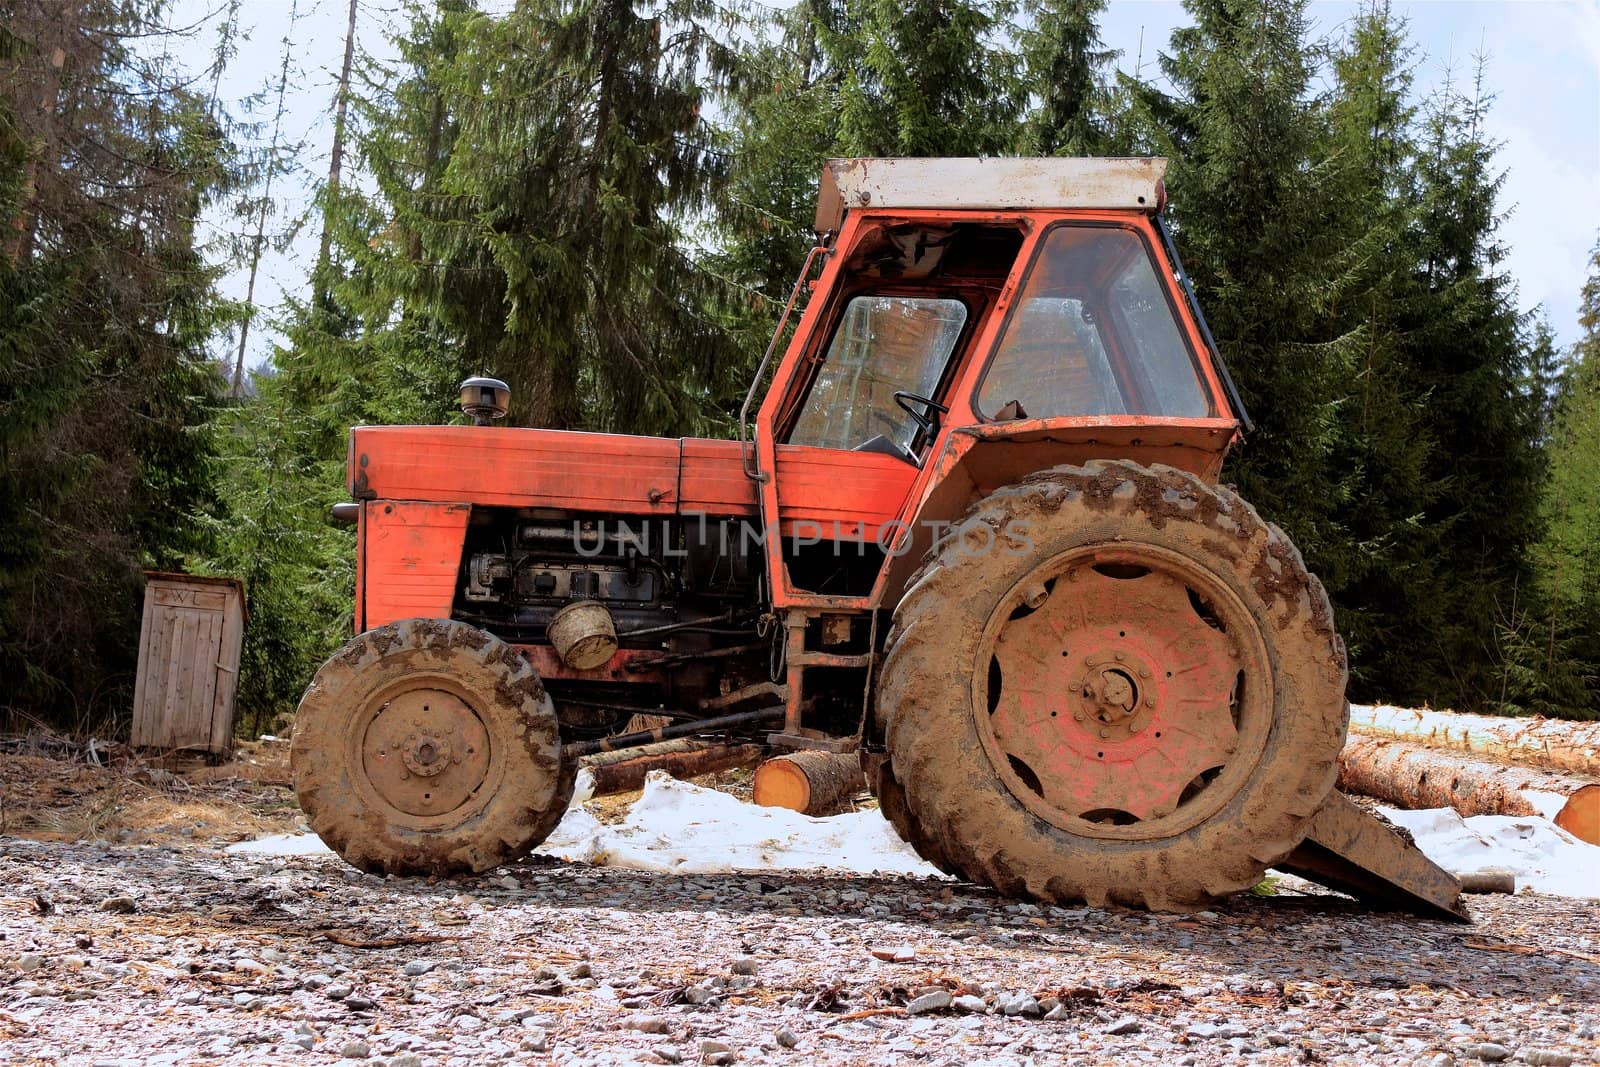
(787, 295, 967, 457)
(977, 226, 1213, 420)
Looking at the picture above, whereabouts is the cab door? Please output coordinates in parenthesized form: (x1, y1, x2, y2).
(753, 215, 1029, 605)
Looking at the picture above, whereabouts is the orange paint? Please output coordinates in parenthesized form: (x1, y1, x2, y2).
(360, 501, 471, 630)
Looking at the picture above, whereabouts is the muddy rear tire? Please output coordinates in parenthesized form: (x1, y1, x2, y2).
(291, 618, 573, 876)
(864, 755, 959, 875)
(877, 461, 1347, 909)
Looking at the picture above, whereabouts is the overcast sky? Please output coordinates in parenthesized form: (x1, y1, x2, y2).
(169, 0, 1600, 374)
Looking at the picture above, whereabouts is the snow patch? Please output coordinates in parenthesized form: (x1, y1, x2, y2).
(226, 832, 333, 857)
(536, 771, 944, 878)
(1379, 805, 1600, 899)
(221, 774, 1599, 900)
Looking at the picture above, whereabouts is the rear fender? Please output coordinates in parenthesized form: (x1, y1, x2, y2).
(879, 416, 1237, 606)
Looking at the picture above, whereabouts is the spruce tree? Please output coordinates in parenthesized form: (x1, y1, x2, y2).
(1134, 0, 1349, 560)
(1529, 246, 1600, 716)
(1316, 1, 1442, 701)
(0, 0, 237, 727)
(1394, 62, 1548, 708)
(311, 0, 749, 435)
(837, 0, 1023, 157)
(707, 2, 843, 425)
(1020, 0, 1113, 156)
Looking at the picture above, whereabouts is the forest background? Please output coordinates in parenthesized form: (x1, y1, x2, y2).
(3, 0, 1599, 735)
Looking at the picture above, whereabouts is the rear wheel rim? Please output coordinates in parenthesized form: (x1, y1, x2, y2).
(970, 543, 1272, 840)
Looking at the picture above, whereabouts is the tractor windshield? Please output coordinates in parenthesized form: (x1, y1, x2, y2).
(977, 225, 1213, 420)
(788, 295, 967, 456)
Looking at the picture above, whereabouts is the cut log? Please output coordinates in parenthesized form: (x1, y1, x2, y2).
(1349, 704, 1600, 778)
(582, 741, 764, 797)
(1457, 870, 1517, 895)
(1339, 736, 1600, 845)
(753, 751, 866, 816)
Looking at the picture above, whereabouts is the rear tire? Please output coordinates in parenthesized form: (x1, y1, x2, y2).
(864, 754, 959, 875)
(877, 461, 1347, 909)
(291, 618, 573, 876)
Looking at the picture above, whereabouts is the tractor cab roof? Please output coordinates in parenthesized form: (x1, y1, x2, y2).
(814, 157, 1167, 232)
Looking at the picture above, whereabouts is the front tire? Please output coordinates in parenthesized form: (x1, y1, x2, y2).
(291, 618, 573, 875)
(877, 461, 1347, 909)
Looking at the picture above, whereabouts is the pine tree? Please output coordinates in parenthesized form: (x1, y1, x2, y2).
(1134, 0, 1349, 559)
(1020, 0, 1113, 156)
(837, 0, 1023, 157)
(0, 0, 238, 728)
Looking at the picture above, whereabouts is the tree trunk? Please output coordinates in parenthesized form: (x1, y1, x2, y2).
(5, 3, 76, 264)
(752, 751, 865, 816)
(1339, 736, 1600, 845)
(582, 740, 764, 796)
(1349, 704, 1600, 778)
(312, 0, 358, 312)
(232, 0, 299, 396)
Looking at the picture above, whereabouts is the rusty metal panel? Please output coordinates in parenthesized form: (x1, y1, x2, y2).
(131, 573, 246, 754)
(678, 437, 758, 515)
(773, 445, 919, 538)
(362, 501, 472, 629)
(815, 158, 1168, 231)
(350, 425, 680, 514)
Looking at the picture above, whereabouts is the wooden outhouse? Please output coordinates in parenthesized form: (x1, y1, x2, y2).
(131, 572, 247, 755)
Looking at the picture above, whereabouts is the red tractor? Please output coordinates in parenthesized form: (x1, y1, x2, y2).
(293, 158, 1462, 916)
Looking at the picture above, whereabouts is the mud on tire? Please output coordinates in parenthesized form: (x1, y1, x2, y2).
(291, 618, 573, 876)
(876, 461, 1348, 909)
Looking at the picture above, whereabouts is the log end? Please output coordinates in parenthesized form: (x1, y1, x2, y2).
(752, 759, 811, 813)
(1553, 784, 1600, 846)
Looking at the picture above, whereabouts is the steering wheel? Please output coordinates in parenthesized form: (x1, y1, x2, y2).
(893, 390, 949, 439)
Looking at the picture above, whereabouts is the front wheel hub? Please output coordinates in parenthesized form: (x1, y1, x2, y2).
(361, 687, 490, 819)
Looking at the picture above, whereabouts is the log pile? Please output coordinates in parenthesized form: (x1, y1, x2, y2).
(1348, 705, 1600, 777)
(1340, 706, 1600, 846)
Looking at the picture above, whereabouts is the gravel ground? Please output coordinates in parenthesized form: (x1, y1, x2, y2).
(1, 838, 1596, 1067)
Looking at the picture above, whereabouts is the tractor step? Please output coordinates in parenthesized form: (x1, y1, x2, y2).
(1279, 790, 1468, 922)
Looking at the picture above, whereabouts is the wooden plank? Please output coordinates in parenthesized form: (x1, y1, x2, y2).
(191, 609, 221, 752)
(162, 609, 194, 748)
(131, 584, 157, 748)
(150, 603, 178, 748)
(210, 593, 244, 752)
(179, 608, 213, 748)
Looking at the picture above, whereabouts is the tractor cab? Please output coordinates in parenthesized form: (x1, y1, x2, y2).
(746, 158, 1249, 610)
(780, 202, 1224, 464)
